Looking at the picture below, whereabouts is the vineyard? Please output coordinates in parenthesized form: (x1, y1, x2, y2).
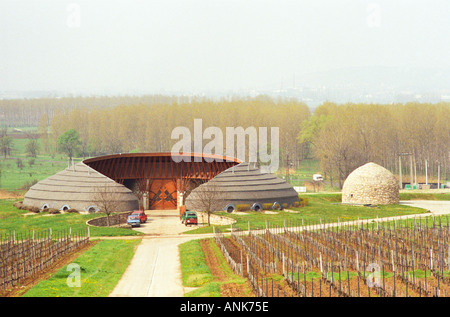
(0, 228, 90, 292)
(214, 216, 450, 297)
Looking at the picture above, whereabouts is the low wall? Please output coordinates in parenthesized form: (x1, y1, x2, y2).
(86, 211, 133, 227)
(197, 211, 236, 226)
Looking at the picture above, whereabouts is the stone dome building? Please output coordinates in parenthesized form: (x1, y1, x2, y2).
(185, 162, 300, 212)
(23, 162, 139, 213)
(342, 162, 399, 205)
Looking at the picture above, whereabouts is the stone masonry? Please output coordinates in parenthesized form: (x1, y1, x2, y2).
(342, 162, 399, 205)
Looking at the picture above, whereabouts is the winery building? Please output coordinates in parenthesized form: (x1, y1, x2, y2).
(23, 152, 300, 213)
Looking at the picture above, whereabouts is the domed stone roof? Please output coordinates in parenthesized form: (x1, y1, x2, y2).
(185, 162, 300, 212)
(23, 162, 139, 213)
(342, 162, 399, 205)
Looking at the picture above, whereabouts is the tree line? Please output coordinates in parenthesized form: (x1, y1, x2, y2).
(1, 95, 448, 188)
(300, 102, 449, 187)
(43, 96, 311, 168)
(0, 95, 192, 127)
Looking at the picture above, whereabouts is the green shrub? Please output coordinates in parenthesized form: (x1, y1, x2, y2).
(236, 204, 250, 211)
(27, 158, 35, 167)
(13, 201, 24, 210)
(47, 208, 60, 214)
(262, 203, 272, 210)
(298, 197, 309, 207)
(27, 206, 40, 213)
(20, 179, 38, 190)
(16, 158, 24, 169)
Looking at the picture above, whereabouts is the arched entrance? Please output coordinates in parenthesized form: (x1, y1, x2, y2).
(149, 180, 177, 210)
(83, 152, 241, 210)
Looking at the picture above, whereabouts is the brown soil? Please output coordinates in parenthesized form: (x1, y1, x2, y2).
(200, 239, 228, 281)
(201, 237, 300, 297)
(199, 239, 255, 297)
(0, 190, 23, 200)
(0, 240, 98, 297)
(221, 282, 254, 297)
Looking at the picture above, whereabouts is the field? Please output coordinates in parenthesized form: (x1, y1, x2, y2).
(275, 159, 322, 186)
(214, 215, 450, 297)
(186, 193, 429, 234)
(0, 228, 90, 294)
(21, 239, 140, 297)
(0, 199, 142, 237)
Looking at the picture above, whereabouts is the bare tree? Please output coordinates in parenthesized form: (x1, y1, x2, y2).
(0, 128, 13, 159)
(91, 183, 122, 226)
(189, 181, 225, 226)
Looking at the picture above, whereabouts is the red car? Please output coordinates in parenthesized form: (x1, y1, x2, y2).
(131, 210, 147, 223)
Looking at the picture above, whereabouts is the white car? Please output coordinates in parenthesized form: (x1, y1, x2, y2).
(313, 174, 323, 181)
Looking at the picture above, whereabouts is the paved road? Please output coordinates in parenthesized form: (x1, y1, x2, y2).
(109, 235, 192, 297)
(399, 200, 450, 216)
(109, 201, 450, 297)
(109, 210, 209, 297)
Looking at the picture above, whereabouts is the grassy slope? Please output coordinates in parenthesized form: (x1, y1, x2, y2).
(399, 192, 450, 201)
(179, 239, 215, 291)
(22, 239, 140, 297)
(179, 238, 250, 297)
(187, 193, 428, 234)
(0, 138, 82, 193)
(0, 199, 141, 237)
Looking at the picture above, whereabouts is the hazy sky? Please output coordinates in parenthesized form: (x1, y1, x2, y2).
(0, 0, 449, 94)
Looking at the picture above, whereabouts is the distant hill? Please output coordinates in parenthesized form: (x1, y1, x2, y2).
(296, 66, 450, 91)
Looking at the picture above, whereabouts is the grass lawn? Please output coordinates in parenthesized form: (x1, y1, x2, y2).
(179, 238, 251, 297)
(186, 193, 428, 234)
(275, 159, 321, 186)
(0, 138, 83, 193)
(179, 239, 215, 292)
(399, 192, 450, 201)
(0, 158, 71, 193)
(22, 239, 141, 297)
(0, 199, 142, 237)
(1, 189, 445, 237)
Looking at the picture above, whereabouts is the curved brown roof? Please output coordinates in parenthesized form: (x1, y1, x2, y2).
(83, 152, 241, 164)
(83, 152, 240, 189)
(23, 152, 241, 212)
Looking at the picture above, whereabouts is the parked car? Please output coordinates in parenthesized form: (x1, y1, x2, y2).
(131, 210, 147, 223)
(127, 215, 141, 227)
(180, 211, 198, 226)
(313, 174, 323, 181)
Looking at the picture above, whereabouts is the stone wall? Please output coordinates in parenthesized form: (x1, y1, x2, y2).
(342, 162, 399, 205)
(87, 211, 133, 227)
(342, 183, 399, 205)
(196, 211, 236, 226)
